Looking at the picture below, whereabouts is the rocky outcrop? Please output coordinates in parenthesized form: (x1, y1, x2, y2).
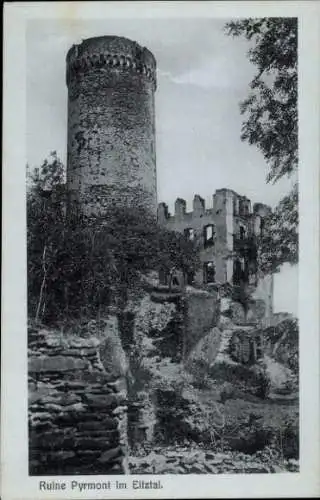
(28, 323, 129, 475)
(187, 327, 221, 368)
(183, 288, 220, 357)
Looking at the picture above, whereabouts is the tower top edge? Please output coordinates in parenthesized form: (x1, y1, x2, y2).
(66, 35, 156, 68)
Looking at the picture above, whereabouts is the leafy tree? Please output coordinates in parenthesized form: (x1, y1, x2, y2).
(225, 18, 297, 183)
(27, 155, 200, 324)
(156, 225, 201, 284)
(78, 207, 200, 303)
(257, 184, 298, 274)
(27, 154, 67, 321)
(225, 18, 298, 271)
(27, 151, 65, 192)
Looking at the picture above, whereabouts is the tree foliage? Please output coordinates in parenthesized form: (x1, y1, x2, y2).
(257, 183, 298, 273)
(225, 18, 297, 183)
(225, 18, 298, 272)
(27, 155, 200, 324)
(27, 151, 65, 192)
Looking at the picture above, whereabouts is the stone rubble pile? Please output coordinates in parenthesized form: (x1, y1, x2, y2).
(129, 446, 299, 474)
(28, 325, 129, 475)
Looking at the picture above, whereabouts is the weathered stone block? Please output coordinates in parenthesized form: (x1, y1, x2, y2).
(83, 393, 125, 409)
(37, 402, 63, 413)
(50, 393, 82, 406)
(63, 381, 87, 389)
(74, 437, 118, 450)
(75, 371, 114, 384)
(63, 348, 97, 357)
(62, 402, 87, 413)
(97, 446, 123, 464)
(112, 405, 128, 416)
(28, 355, 88, 373)
(29, 411, 54, 422)
(29, 420, 53, 432)
(78, 429, 118, 438)
(29, 386, 59, 404)
(67, 337, 100, 348)
(29, 434, 75, 451)
(77, 417, 118, 431)
(47, 451, 76, 461)
(107, 378, 127, 393)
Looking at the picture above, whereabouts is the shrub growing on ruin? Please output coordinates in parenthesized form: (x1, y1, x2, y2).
(27, 156, 200, 324)
(208, 360, 271, 400)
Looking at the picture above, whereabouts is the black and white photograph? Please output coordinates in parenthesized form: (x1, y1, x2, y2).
(2, 2, 320, 499)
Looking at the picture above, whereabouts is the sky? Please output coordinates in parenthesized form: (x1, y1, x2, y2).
(26, 18, 298, 315)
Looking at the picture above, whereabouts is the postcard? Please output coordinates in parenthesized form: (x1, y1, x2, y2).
(2, 1, 320, 498)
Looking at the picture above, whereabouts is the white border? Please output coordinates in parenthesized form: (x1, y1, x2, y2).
(2, 2, 320, 499)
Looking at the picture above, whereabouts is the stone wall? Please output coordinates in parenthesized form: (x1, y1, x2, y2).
(183, 289, 220, 357)
(157, 191, 272, 304)
(158, 194, 230, 284)
(229, 329, 264, 365)
(131, 289, 220, 362)
(28, 323, 129, 475)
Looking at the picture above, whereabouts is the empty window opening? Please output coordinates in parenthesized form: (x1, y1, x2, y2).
(204, 224, 215, 246)
(186, 271, 194, 285)
(233, 259, 242, 285)
(233, 198, 239, 215)
(159, 268, 168, 286)
(256, 336, 263, 359)
(204, 261, 215, 284)
(172, 276, 179, 286)
(239, 225, 246, 240)
(240, 200, 250, 216)
(184, 228, 195, 241)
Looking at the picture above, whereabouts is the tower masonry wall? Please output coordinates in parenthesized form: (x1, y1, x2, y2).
(66, 36, 157, 216)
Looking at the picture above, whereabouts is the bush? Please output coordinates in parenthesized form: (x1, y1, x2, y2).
(219, 382, 237, 403)
(229, 425, 274, 454)
(225, 412, 299, 457)
(208, 361, 271, 399)
(27, 206, 115, 322)
(27, 163, 200, 325)
(186, 359, 215, 390)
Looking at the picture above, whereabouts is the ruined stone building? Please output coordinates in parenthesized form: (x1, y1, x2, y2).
(158, 190, 274, 319)
(66, 36, 157, 217)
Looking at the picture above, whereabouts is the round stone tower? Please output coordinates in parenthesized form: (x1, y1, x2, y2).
(66, 36, 157, 216)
